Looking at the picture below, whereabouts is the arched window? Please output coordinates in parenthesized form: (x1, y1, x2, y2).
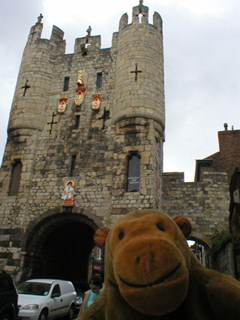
(127, 153, 140, 192)
(9, 160, 22, 196)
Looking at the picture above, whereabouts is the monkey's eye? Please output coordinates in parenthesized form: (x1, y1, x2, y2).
(118, 231, 125, 240)
(157, 223, 165, 232)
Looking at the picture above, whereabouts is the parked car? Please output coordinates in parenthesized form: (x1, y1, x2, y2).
(0, 271, 18, 320)
(17, 279, 76, 320)
(72, 282, 89, 310)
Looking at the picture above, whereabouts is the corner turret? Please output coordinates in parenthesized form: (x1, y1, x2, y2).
(112, 3, 165, 131)
(7, 15, 66, 142)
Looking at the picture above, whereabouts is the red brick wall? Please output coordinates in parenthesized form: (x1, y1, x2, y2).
(197, 129, 240, 182)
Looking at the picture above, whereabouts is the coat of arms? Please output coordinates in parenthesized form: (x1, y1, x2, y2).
(61, 180, 76, 206)
(58, 97, 68, 113)
(92, 93, 102, 111)
(74, 70, 86, 106)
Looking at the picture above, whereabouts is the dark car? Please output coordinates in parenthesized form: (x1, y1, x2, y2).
(0, 271, 18, 320)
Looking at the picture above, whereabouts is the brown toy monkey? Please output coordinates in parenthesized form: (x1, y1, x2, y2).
(78, 209, 240, 320)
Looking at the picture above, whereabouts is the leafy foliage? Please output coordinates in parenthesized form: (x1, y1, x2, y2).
(211, 227, 232, 259)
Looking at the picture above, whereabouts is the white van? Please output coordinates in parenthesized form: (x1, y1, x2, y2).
(17, 279, 76, 320)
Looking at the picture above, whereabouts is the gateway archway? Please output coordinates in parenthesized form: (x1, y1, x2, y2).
(188, 231, 212, 268)
(21, 212, 100, 283)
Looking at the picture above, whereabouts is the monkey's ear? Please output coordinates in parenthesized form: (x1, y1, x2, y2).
(173, 216, 192, 238)
(94, 227, 110, 250)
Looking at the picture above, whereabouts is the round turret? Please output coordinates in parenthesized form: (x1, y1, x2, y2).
(112, 5, 164, 130)
(8, 18, 65, 142)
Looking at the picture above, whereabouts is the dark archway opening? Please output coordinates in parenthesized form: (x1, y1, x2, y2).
(187, 237, 211, 269)
(23, 213, 97, 284)
(42, 222, 94, 281)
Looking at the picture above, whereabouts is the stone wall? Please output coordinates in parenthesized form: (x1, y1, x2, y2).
(162, 171, 230, 246)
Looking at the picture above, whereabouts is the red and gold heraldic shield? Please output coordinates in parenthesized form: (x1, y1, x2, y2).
(58, 97, 68, 113)
(92, 93, 102, 111)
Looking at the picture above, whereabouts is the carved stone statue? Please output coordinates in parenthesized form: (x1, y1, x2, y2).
(37, 13, 43, 24)
(86, 26, 92, 37)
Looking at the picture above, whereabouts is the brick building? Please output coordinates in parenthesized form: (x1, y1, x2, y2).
(195, 124, 240, 183)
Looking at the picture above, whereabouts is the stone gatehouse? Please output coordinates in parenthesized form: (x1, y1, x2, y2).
(0, 3, 232, 283)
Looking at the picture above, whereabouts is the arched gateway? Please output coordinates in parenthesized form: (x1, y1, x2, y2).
(20, 211, 104, 283)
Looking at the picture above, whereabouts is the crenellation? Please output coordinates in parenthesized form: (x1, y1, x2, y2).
(132, 5, 149, 24)
(153, 11, 162, 32)
(162, 171, 229, 237)
(28, 22, 43, 43)
(119, 13, 128, 33)
(50, 25, 64, 42)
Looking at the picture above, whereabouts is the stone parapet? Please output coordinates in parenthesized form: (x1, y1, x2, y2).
(162, 171, 229, 243)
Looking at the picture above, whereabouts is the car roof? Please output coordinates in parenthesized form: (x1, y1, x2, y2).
(26, 279, 71, 284)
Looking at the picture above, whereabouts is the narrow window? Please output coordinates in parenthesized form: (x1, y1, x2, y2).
(70, 155, 76, 176)
(63, 77, 70, 92)
(75, 115, 80, 129)
(127, 153, 140, 192)
(9, 160, 22, 196)
(138, 13, 143, 23)
(96, 72, 102, 88)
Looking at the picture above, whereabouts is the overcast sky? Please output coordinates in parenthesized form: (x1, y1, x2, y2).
(0, 0, 239, 181)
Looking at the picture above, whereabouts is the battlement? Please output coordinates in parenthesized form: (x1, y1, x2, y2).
(132, 5, 149, 24)
(119, 5, 162, 33)
(26, 21, 66, 60)
(74, 35, 101, 54)
(26, 4, 162, 57)
(162, 171, 229, 240)
(28, 14, 64, 42)
(27, 18, 105, 56)
(50, 25, 64, 42)
(162, 171, 228, 184)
